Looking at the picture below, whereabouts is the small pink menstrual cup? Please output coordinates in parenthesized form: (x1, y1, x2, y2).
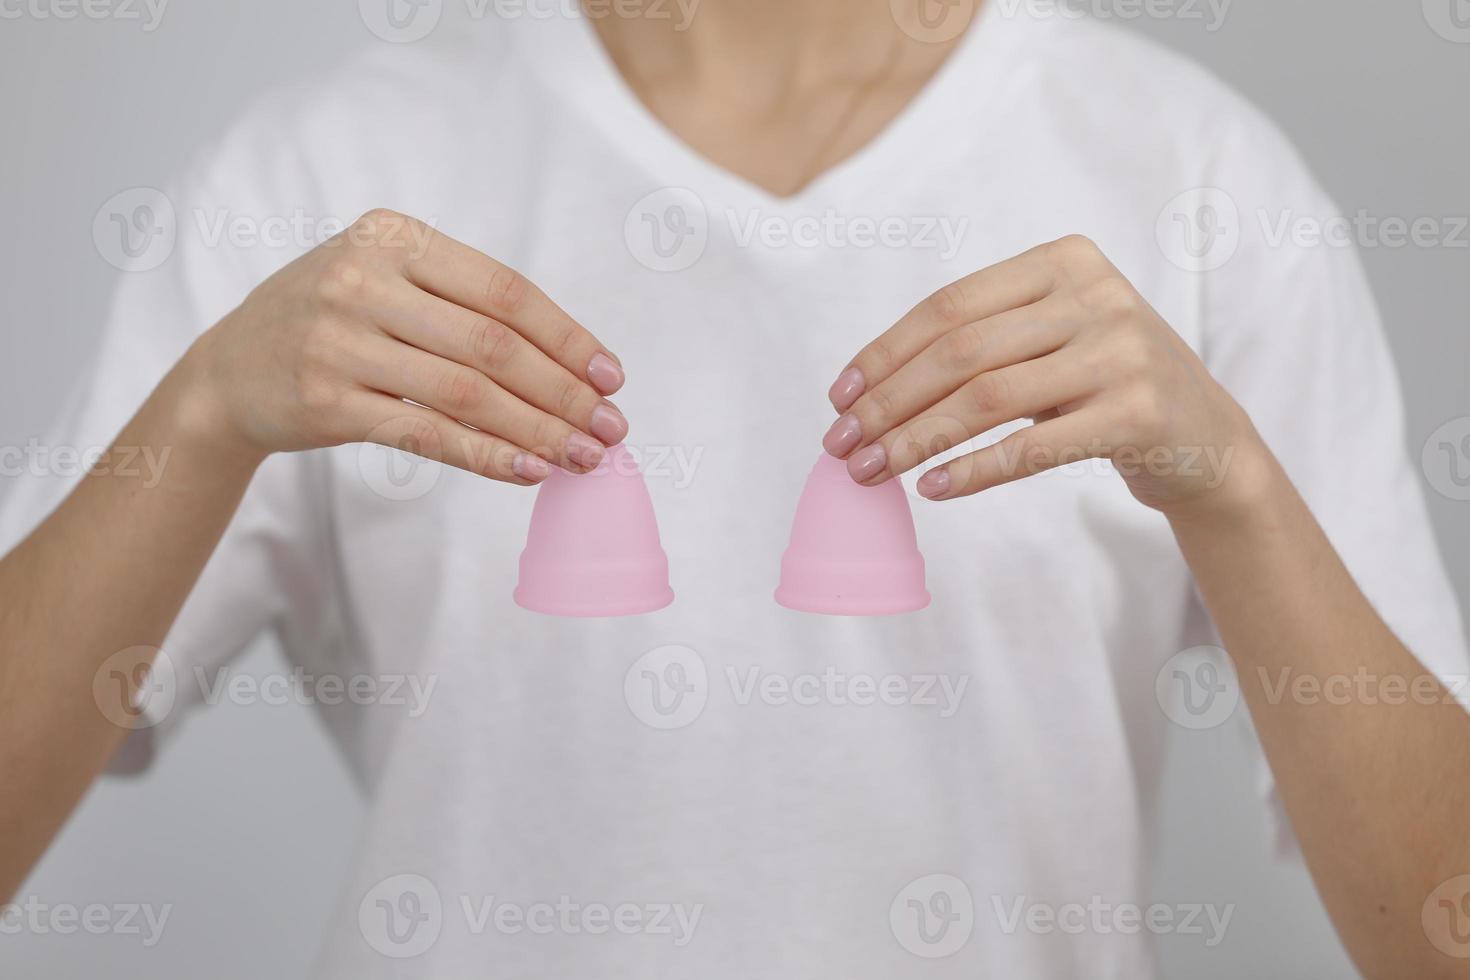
(775, 453, 930, 616)
(514, 444, 674, 617)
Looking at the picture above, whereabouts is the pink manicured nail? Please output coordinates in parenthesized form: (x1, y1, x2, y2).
(513, 452, 551, 483)
(917, 469, 951, 499)
(587, 353, 625, 395)
(589, 404, 628, 445)
(822, 414, 863, 458)
(565, 432, 606, 471)
(847, 443, 887, 483)
(828, 367, 865, 412)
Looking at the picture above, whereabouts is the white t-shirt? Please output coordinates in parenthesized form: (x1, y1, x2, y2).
(3, 6, 1465, 978)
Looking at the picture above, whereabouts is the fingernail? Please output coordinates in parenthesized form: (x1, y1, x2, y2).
(848, 443, 887, 483)
(587, 353, 625, 395)
(565, 432, 606, 471)
(822, 414, 863, 458)
(513, 452, 551, 483)
(917, 469, 951, 499)
(828, 367, 865, 412)
(589, 403, 628, 445)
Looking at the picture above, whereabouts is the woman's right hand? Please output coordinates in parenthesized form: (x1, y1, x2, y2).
(183, 209, 629, 485)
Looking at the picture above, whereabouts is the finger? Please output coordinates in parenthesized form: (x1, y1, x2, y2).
(372, 278, 627, 445)
(828, 240, 1065, 411)
(348, 389, 551, 487)
(914, 410, 1106, 500)
(847, 348, 1100, 485)
(347, 333, 610, 474)
(822, 294, 1079, 460)
(403, 229, 625, 394)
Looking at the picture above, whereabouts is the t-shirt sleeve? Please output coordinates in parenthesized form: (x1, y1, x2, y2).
(0, 160, 342, 771)
(1194, 116, 1469, 854)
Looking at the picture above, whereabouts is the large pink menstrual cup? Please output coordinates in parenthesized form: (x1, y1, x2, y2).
(775, 453, 930, 616)
(514, 444, 673, 617)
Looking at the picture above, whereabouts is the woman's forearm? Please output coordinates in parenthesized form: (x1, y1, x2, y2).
(0, 342, 262, 900)
(1167, 446, 1470, 980)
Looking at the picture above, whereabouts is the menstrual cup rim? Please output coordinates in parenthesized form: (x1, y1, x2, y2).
(513, 585, 675, 618)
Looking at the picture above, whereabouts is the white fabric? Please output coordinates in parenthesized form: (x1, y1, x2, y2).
(2, 7, 1465, 977)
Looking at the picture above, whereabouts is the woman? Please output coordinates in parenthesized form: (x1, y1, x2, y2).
(1, 0, 1466, 976)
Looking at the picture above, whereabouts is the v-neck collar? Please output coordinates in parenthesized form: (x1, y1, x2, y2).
(516, 3, 1039, 211)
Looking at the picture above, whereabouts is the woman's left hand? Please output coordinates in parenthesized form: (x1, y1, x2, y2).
(823, 234, 1274, 519)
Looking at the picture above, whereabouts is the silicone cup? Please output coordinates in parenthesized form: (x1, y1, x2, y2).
(514, 444, 674, 617)
(775, 453, 930, 616)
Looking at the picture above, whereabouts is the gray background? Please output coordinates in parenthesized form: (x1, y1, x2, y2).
(1, 1, 1466, 977)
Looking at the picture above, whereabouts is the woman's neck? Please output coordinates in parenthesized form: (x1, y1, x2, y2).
(589, 0, 971, 196)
